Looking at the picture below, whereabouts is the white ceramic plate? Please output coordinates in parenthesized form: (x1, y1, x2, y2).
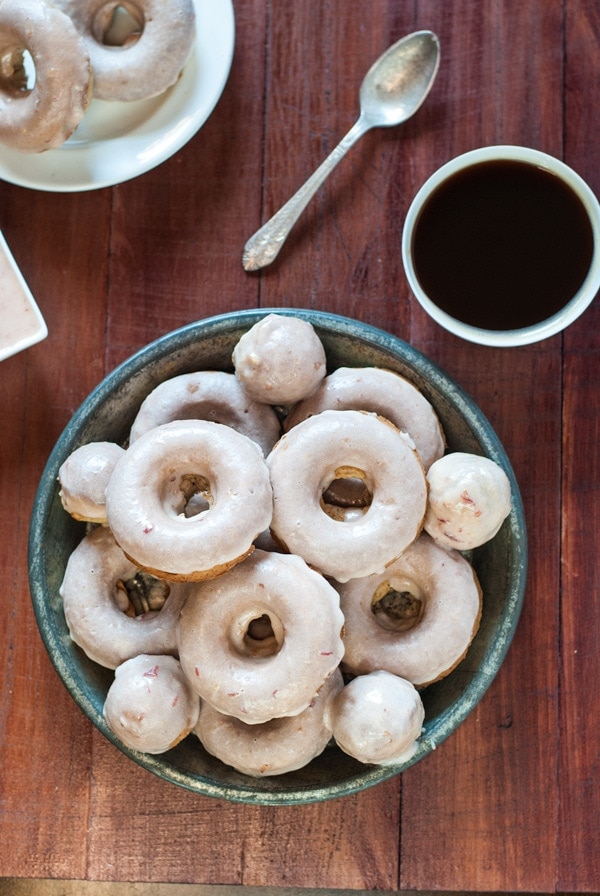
(0, 0, 235, 192)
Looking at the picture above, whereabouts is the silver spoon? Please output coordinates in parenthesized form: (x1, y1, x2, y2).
(242, 30, 440, 272)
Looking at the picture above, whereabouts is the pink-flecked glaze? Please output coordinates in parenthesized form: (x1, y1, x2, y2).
(0, 0, 92, 152)
(178, 550, 345, 724)
(104, 654, 200, 754)
(195, 669, 344, 777)
(54, 0, 196, 101)
(60, 526, 188, 669)
(325, 670, 425, 766)
(284, 366, 445, 470)
(424, 451, 512, 550)
(58, 441, 125, 523)
(105, 419, 273, 580)
(129, 370, 281, 457)
(338, 533, 482, 687)
(232, 313, 326, 405)
(268, 409, 427, 583)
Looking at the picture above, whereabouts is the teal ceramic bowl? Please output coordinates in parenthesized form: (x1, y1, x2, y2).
(28, 309, 527, 805)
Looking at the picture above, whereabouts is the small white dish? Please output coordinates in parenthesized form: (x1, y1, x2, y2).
(0, 0, 235, 193)
(402, 146, 600, 347)
(0, 231, 47, 362)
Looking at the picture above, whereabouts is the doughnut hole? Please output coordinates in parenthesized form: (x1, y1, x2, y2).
(371, 577, 425, 633)
(230, 607, 285, 658)
(93, 2, 143, 47)
(160, 471, 213, 519)
(180, 472, 212, 517)
(116, 571, 170, 617)
(320, 466, 372, 521)
(0, 47, 35, 93)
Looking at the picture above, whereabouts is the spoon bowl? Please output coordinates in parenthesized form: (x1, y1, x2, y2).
(359, 30, 440, 127)
(242, 30, 440, 271)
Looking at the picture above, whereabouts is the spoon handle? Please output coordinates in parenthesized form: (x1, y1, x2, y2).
(243, 117, 371, 271)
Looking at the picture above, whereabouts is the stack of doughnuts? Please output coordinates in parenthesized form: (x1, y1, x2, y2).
(0, 0, 196, 152)
(57, 313, 513, 777)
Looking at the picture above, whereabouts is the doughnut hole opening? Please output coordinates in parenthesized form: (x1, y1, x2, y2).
(116, 571, 170, 617)
(180, 473, 212, 517)
(93, 3, 143, 47)
(321, 467, 372, 521)
(0, 48, 35, 94)
(230, 608, 285, 658)
(371, 578, 425, 633)
(160, 471, 212, 518)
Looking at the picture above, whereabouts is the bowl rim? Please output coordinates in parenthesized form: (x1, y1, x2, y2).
(28, 308, 528, 804)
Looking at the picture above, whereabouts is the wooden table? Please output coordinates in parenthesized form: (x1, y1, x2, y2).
(1, 0, 599, 891)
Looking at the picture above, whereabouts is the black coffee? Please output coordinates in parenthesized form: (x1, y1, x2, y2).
(411, 159, 594, 330)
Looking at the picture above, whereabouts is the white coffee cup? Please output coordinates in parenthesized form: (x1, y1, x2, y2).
(401, 146, 600, 347)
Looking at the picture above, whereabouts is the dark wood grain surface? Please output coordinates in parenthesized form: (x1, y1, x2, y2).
(1, 0, 599, 890)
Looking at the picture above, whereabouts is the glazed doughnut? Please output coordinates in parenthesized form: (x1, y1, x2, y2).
(232, 314, 327, 405)
(104, 654, 200, 754)
(59, 525, 188, 669)
(195, 669, 344, 777)
(284, 366, 445, 470)
(0, 0, 92, 152)
(338, 533, 482, 687)
(54, 0, 196, 102)
(325, 671, 425, 767)
(105, 419, 273, 582)
(58, 441, 125, 523)
(424, 452, 512, 550)
(267, 409, 427, 583)
(177, 550, 345, 724)
(129, 370, 281, 458)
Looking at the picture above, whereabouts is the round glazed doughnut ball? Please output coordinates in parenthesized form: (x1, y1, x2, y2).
(232, 313, 327, 405)
(105, 419, 273, 582)
(59, 526, 188, 669)
(104, 654, 200, 754)
(0, 0, 92, 152)
(424, 452, 512, 550)
(195, 669, 344, 777)
(54, 0, 196, 101)
(284, 366, 445, 471)
(58, 441, 125, 523)
(338, 533, 482, 687)
(325, 671, 425, 766)
(267, 409, 427, 583)
(177, 550, 345, 724)
(129, 370, 281, 457)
